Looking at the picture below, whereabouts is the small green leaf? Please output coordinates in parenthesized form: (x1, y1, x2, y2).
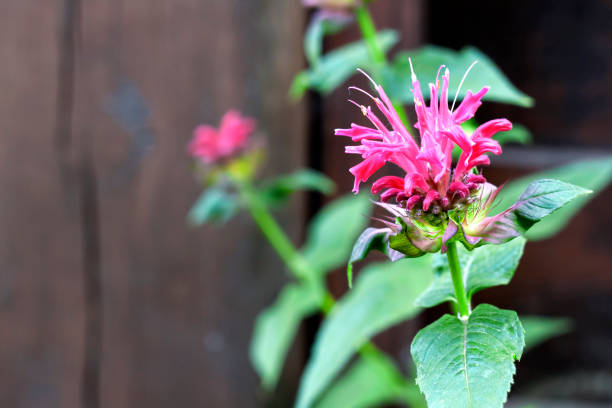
(315, 348, 425, 408)
(382, 45, 533, 107)
(250, 282, 323, 390)
(416, 237, 526, 308)
(291, 30, 398, 100)
(521, 316, 572, 352)
(301, 194, 373, 276)
(411, 304, 525, 408)
(346, 227, 401, 288)
(259, 169, 335, 207)
(187, 187, 239, 226)
(494, 157, 612, 240)
(512, 179, 591, 232)
(295, 258, 432, 408)
(305, 15, 349, 67)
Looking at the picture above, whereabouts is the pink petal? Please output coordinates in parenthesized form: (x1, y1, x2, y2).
(452, 86, 489, 123)
(422, 190, 439, 211)
(371, 176, 404, 194)
(349, 155, 386, 193)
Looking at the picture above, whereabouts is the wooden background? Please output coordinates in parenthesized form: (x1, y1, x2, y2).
(1, 0, 611, 407)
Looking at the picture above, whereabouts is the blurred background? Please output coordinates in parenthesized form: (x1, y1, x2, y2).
(1, 0, 611, 407)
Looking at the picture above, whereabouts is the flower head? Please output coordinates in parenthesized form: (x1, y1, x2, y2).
(188, 110, 256, 165)
(336, 64, 514, 255)
(337, 65, 511, 213)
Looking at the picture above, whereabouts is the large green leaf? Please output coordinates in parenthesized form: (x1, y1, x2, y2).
(295, 258, 432, 408)
(259, 169, 335, 208)
(411, 304, 525, 408)
(187, 186, 239, 226)
(494, 157, 612, 240)
(315, 347, 425, 408)
(290, 30, 398, 99)
(301, 193, 373, 276)
(521, 316, 572, 352)
(416, 238, 526, 308)
(382, 45, 533, 107)
(250, 282, 323, 390)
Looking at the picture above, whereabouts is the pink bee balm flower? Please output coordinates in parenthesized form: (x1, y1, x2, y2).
(336, 64, 512, 213)
(188, 110, 256, 164)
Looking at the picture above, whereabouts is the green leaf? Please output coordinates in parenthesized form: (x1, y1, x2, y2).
(494, 157, 612, 240)
(295, 258, 432, 408)
(411, 304, 525, 408)
(187, 187, 239, 226)
(305, 15, 350, 67)
(301, 194, 373, 276)
(521, 316, 572, 352)
(416, 237, 526, 308)
(382, 45, 533, 107)
(250, 282, 323, 390)
(315, 348, 425, 408)
(511, 179, 591, 232)
(346, 227, 401, 288)
(290, 30, 398, 100)
(259, 169, 335, 207)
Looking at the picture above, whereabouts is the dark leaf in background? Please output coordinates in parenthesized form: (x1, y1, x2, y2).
(382, 45, 533, 107)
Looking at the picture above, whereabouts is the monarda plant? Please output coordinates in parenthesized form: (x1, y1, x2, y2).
(335, 64, 589, 407)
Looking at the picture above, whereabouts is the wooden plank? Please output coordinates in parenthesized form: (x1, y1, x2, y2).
(0, 2, 85, 407)
(71, 1, 307, 406)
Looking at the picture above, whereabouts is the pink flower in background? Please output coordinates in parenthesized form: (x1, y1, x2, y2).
(302, 0, 359, 11)
(188, 110, 256, 164)
(336, 64, 512, 213)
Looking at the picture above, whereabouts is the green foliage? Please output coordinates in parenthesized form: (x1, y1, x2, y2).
(301, 193, 373, 276)
(250, 282, 324, 390)
(411, 304, 525, 408)
(259, 169, 335, 207)
(521, 316, 572, 352)
(187, 186, 239, 225)
(494, 157, 612, 240)
(305, 16, 350, 67)
(315, 348, 425, 408)
(416, 238, 526, 308)
(382, 45, 533, 107)
(511, 179, 591, 232)
(295, 258, 432, 408)
(290, 30, 398, 99)
(346, 227, 399, 288)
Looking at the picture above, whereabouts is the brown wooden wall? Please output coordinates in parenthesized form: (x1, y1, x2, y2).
(1, 1, 306, 407)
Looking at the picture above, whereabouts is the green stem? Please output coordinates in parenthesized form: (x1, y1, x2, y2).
(237, 180, 310, 280)
(354, 4, 413, 134)
(446, 242, 470, 317)
(355, 5, 386, 64)
(235, 179, 410, 383)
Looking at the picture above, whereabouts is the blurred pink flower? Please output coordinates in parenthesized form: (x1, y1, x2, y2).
(188, 110, 256, 164)
(336, 64, 512, 213)
(302, 0, 359, 11)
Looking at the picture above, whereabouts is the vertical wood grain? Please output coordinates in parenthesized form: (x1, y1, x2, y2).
(70, 1, 307, 407)
(0, 2, 85, 407)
